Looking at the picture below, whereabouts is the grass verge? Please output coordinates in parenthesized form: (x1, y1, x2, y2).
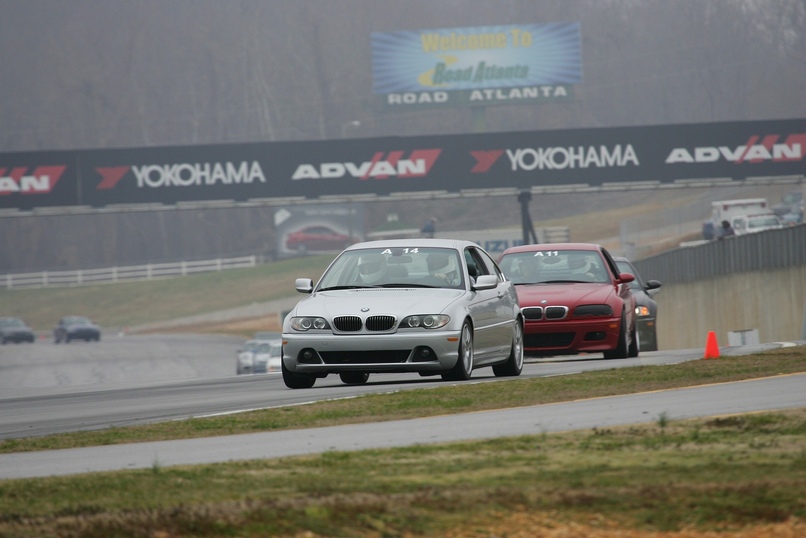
(1, 409, 804, 537)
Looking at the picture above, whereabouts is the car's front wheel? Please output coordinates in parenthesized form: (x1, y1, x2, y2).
(603, 312, 629, 359)
(493, 319, 523, 377)
(443, 321, 473, 381)
(339, 372, 370, 385)
(627, 320, 639, 358)
(282, 360, 316, 389)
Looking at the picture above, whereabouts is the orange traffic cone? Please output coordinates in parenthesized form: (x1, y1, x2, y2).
(704, 331, 720, 359)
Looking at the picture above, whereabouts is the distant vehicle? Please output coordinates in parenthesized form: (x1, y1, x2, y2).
(614, 257, 661, 352)
(0, 317, 36, 344)
(772, 191, 803, 217)
(53, 316, 101, 343)
(285, 225, 358, 253)
(497, 243, 638, 359)
(253, 340, 282, 373)
(731, 214, 784, 235)
(705, 198, 770, 239)
(282, 238, 523, 389)
(772, 191, 804, 225)
(236, 339, 262, 374)
(236, 337, 282, 374)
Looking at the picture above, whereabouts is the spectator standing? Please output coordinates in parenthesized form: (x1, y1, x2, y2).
(421, 216, 438, 238)
(718, 219, 735, 239)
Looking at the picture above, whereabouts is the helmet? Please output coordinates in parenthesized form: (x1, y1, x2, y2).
(357, 253, 387, 284)
(568, 255, 593, 274)
(520, 257, 541, 280)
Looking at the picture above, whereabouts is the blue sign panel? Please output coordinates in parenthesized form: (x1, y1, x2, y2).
(372, 23, 582, 94)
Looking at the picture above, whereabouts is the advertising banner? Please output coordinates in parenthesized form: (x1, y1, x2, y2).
(371, 23, 581, 109)
(274, 205, 365, 259)
(1, 119, 804, 212)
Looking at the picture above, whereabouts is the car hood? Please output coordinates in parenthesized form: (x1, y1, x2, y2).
(293, 288, 464, 317)
(515, 282, 618, 307)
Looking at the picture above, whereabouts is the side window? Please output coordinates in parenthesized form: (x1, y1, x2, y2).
(464, 248, 492, 280)
(475, 248, 504, 281)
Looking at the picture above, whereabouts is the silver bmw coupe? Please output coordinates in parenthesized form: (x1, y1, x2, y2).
(281, 239, 524, 388)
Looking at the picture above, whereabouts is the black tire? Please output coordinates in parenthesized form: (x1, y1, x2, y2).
(493, 319, 524, 377)
(442, 321, 473, 381)
(603, 312, 629, 359)
(627, 320, 639, 358)
(281, 360, 316, 389)
(339, 372, 370, 385)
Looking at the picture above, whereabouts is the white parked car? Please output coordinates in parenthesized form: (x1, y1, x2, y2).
(281, 239, 524, 389)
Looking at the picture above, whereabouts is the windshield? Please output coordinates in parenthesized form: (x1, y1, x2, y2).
(748, 216, 781, 229)
(499, 249, 610, 284)
(317, 246, 465, 290)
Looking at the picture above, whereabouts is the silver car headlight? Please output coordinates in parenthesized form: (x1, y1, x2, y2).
(400, 314, 450, 329)
(290, 316, 331, 331)
(635, 305, 651, 317)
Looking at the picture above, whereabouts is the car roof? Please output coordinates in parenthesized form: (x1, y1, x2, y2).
(343, 238, 485, 251)
(500, 242, 604, 255)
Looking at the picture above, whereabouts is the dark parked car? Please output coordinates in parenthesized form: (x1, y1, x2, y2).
(615, 257, 662, 352)
(54, 316, 101, 343)
(497, 243, 638, 359)
(0, 317, 36, 344)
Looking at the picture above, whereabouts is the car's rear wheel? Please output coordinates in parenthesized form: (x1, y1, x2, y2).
(443, 321, 473, 381)
(493, 319, 523, 377)
(339, 372, 370, 385)
(603, 312, 628, 359)
(281, 360, 316, 389)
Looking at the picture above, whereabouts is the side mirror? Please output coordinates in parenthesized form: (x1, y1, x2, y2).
(472, 274, 499, 291)
(646, 279, 662, 294)
(618, 272, 635, 284)
(295, 278, 314, 294)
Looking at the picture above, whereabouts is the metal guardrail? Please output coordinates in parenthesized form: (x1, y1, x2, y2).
(1, 256, 258, 289)
(633, 223, 806, 284)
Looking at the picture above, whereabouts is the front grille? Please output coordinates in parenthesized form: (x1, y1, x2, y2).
(524, 333, 575, 348)
(320, 350, 411, 364)
(366, 315, 396, 331)
(544, 306, 569, 320)
(522, 307, 543, 320)
(333, 316, 362, 332)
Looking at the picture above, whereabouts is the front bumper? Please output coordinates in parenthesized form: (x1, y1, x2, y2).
(636, 318, 657, 351)
(282, 329, 461, 374)
(522, 317, 622, 355)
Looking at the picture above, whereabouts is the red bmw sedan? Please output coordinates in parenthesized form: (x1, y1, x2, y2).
(497, 243, 638, 359)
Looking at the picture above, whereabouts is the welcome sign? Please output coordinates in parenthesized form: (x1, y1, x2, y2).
(371, 23, 582, 109)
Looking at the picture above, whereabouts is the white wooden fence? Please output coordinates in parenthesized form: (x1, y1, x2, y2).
(2, 256, 258, 289)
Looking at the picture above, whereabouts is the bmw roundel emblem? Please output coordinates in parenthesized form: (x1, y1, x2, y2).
(361, 307, 370, 312)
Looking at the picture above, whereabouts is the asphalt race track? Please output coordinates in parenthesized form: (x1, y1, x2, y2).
(0, 333, 804, 479)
